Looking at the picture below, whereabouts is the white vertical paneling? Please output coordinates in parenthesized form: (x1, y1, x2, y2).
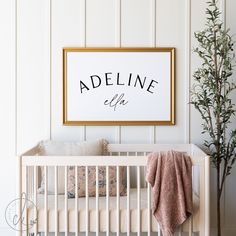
(184, 0, 191, 144)
(51, 0, 84, 142)
(120, 127, 151, 144)
(115, 0, 122, 144)
(82, 0, 87, 141)
(190, 0, 217, 231)
(120, 0, 153, 143)
(115, 0, 121, 47)
(150, 0, 156, 47)
(3, 0, 236, 234)
(155, 0, 186, 144)
(224, 0, 236, 230)
(120, 0, 152, 143)
(44, 0, 52, 140)
(189, 0, 208, 145)
(86, 127, 117, 143)
(0, 0, 16, 231)
(219, 0, 226, 24)
(50, 0, 188, 146)
(17, 0, 49, 153)
(86, 0, 116, 47)
(121, 0, 152, 47)
(18, 1, 236, 234)
(156, 0, 185, 46)
(150, 0, 156, 144)
(80, 0, 86, 48)
(85, 0, 119, 142)
(220, 0, 227, 228)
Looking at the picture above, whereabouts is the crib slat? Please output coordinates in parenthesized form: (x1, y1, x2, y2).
(75, 166, 79, 236)
(116, 165, 120, 236)
(189, 216, 193, 236)
(147, 183, 151, 236)
(25, 166, 28, 236)
(34, 166, 38, 236)
(44, 166, 48, 236)
(179, 225, 183, 235)
(86, 166, 89, 236)
(189, 167, 194, 236)
(96, 166, 99, 236)
(137, 166, 141, 236)
(65, 166, 68, 236)
(18, 157, 22, 236)
(106, 166, 110, 236)
(158, 223, 161, 236)
(144, 152, 148, 188)
(55, 166, 58, 236)
(127, 165, 130, 236)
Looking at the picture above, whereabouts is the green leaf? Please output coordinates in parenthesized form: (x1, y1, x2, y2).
(191, 0, 236, 182)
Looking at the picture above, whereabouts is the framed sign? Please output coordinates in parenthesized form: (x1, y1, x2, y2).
(63, 48, 175, 126)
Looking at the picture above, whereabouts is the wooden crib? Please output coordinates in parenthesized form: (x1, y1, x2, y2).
(18, 143, 210, 236)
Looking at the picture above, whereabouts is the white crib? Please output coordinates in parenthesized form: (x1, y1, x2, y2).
(18, 143, 210, 236)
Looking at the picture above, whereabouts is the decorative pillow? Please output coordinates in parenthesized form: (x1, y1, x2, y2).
(38, 139, 127, 197)
(67, 166, 127, 198)
(38, 139, 107, 194)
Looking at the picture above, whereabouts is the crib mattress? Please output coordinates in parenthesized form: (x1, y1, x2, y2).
(28, 188, 200, 233)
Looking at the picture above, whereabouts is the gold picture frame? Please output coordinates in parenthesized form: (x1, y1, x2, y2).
(63, 48, 175, 126)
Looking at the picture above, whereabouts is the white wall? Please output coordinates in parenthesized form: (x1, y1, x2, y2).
(0, 0, 50, 235)
(51, 0, 188, 144)
(0, 0, 235, 235)
(0, 0, 16, 235)
(50, 0, 236, 234)
(17, 0, 50, 154)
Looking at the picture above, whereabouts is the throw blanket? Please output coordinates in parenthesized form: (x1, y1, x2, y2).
(146, 151, 193, 236)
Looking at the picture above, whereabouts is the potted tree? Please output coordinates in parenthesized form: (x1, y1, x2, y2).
(191, 0, 236, 235)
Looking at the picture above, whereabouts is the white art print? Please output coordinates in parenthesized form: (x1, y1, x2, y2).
(63, 48, 175, 125)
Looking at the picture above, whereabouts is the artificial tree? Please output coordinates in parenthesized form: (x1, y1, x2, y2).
(191, 1, 236, 235)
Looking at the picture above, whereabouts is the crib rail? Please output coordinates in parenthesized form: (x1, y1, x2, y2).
(21, 155, 205, 167)
(18, 144, 210, 236)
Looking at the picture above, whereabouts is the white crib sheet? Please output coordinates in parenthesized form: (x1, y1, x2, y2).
(28, 188, 200, 233)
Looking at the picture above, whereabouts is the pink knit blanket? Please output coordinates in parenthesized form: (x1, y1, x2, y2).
(146, 151, 193, 236)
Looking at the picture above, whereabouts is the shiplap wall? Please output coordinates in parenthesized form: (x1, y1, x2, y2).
(16, 0, 50, 154)
(0, 1, 17, 235)
(49, 0, 236, 234)
(0, 0, 236, 235)
(224, 0, 236, 234)
(51, 0, 188, 144)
